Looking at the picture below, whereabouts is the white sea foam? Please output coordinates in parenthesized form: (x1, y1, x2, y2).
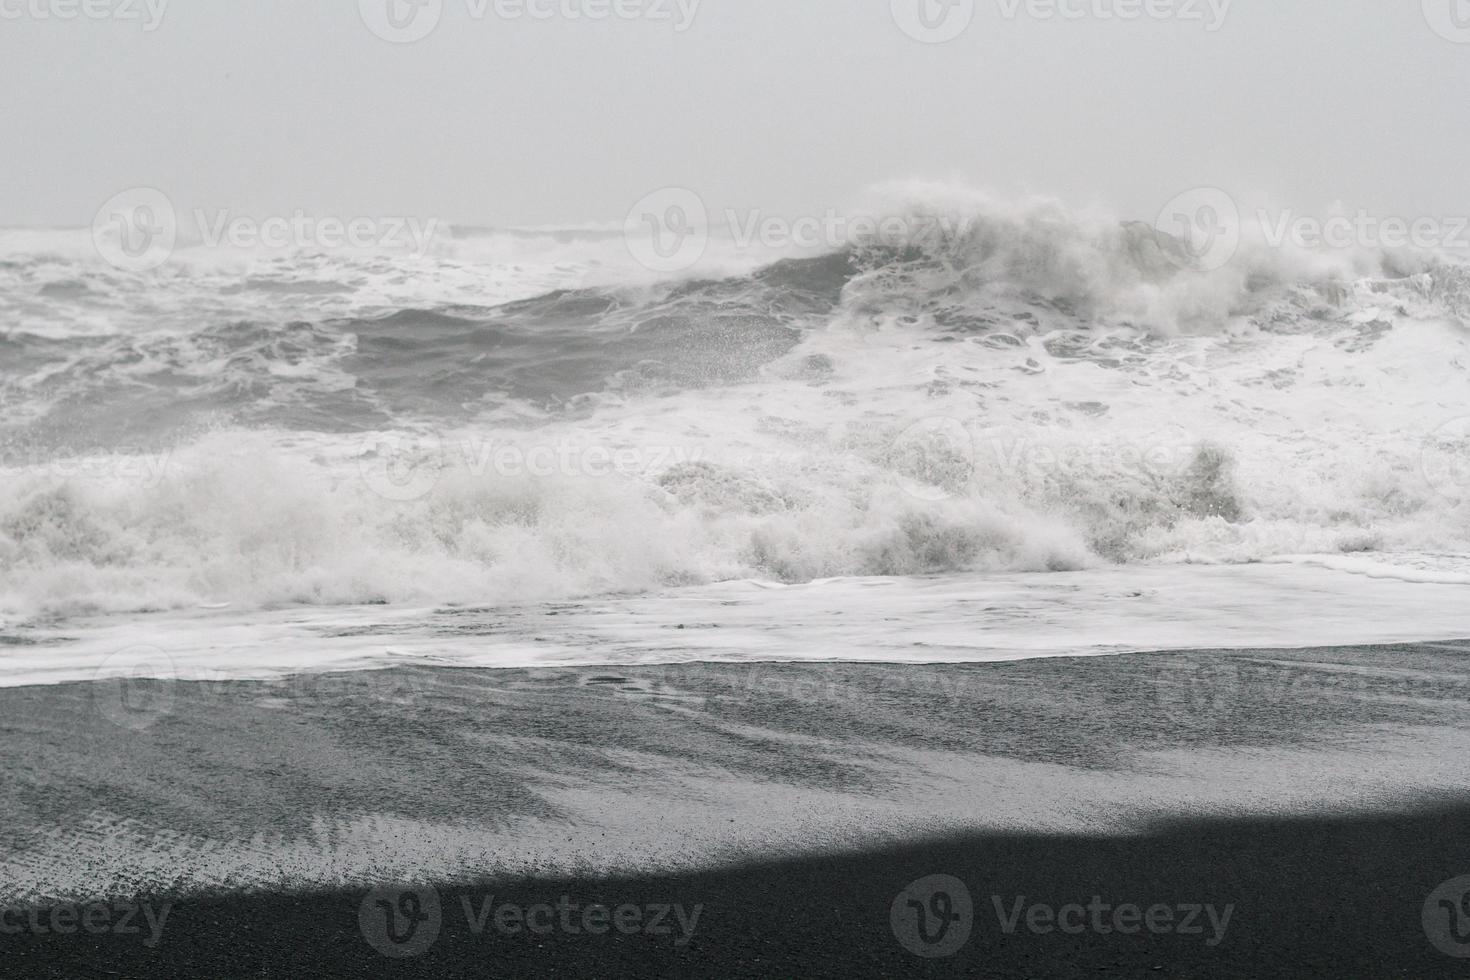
(1, 185, 1469, 646)
(4, 563, 1470, 690)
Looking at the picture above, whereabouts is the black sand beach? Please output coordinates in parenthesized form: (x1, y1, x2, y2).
(4, 643, 1470, 977)
(7, 805, 1470, 978)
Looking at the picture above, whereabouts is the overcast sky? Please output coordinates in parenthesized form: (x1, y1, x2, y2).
(3, 0, 1468, 228)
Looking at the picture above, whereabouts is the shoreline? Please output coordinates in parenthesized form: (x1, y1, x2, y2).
(8, 563, 1470, 690)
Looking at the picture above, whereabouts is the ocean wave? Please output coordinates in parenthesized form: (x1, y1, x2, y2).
(2, 187, 1469, 621)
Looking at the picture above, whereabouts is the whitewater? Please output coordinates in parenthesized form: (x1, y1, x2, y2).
(4, 184, 1470, 686)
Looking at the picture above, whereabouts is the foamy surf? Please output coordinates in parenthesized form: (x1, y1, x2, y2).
(3, 186, 1470, 660)
(4, 562, 1470, 690)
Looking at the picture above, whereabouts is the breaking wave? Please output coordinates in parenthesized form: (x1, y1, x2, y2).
(3, 186, 1469, 621)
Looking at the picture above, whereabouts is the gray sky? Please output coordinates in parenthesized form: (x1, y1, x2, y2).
(3, 0, 1468, 228)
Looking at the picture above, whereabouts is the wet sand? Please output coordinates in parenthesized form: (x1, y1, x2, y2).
(3, 642, 1470, 977)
